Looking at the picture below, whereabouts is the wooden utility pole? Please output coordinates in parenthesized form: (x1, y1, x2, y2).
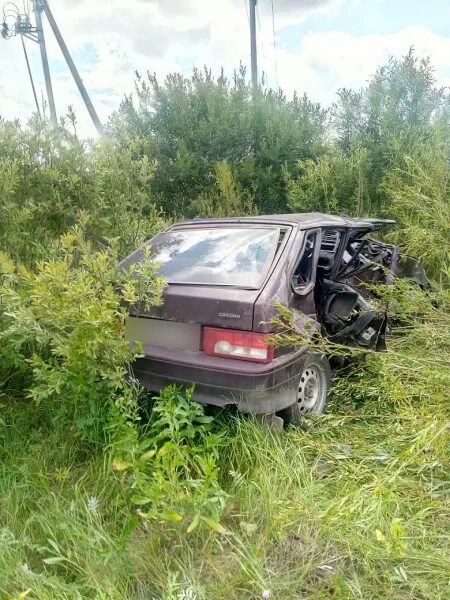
(249, 0, 258, 91)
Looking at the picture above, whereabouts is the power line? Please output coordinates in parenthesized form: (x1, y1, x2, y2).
(271, 0, 279, 91)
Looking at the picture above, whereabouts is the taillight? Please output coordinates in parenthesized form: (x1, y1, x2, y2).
(203, 327, 274, 363)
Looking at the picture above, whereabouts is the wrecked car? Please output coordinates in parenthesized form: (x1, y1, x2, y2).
(122, 213, 426, 424)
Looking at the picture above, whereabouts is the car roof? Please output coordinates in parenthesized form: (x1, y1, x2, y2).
(173, 213, 396, 231)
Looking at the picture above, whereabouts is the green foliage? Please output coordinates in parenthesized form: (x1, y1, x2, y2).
(0, 118, 87, 265)
(382, 152, 450, 282)
(0, 118, 165, 266)
(87, 137, 166, 254)
(113, 385, 227, 531)
(0, 222, 165, 444)
(190, 160, 256, 218)
(333, 49, 449, 201)
(286, 146, 370, 216)
(109, 66, 328, 216)
(287, 49, 449, 236)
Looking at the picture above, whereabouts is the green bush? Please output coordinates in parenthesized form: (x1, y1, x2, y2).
(382, 153, 450, 282)
(109, 66, 328, 216)
(0, 221, 165, 445)
(112, 385, 227, 531)
(286, 146, 370, 216)
(0, 119, 165, 266)
(190, 161, 256, 218)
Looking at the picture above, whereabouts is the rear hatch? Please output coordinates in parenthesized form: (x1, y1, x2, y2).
(126, 285, 260, 351)
(122, 225, 282, 351)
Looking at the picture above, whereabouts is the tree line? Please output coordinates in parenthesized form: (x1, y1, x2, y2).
(1, 48, 449, 280)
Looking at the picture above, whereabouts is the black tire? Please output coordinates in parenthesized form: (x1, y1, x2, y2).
(278, 353, 331, 426)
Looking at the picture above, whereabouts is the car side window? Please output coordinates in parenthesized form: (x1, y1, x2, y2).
(292, 230, 319, 292)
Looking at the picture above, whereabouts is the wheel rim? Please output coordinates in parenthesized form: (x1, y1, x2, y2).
(297, 363, 326, 413)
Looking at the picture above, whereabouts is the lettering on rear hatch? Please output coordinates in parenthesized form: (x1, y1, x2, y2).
(218, 312, 241, 319)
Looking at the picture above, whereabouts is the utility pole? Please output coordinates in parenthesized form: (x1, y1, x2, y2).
(41, 0, 105, 136)
(2, 0, 104, 135)
(249, 0, 258, 91)
(33, 0, 56, 124)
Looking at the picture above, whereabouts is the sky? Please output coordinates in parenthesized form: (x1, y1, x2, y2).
(1, 0, 449, 137)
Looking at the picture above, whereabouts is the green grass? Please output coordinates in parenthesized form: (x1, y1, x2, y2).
(1, 393, 449, 598)
(1, 294, 449, 600)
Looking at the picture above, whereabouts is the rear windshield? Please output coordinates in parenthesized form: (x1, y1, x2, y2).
(146, 227, 280, 288)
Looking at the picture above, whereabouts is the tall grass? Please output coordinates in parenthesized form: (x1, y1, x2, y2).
(1, 286, 449, 599)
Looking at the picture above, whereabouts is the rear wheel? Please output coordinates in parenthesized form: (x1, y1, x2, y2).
(279, 353, 331, 426)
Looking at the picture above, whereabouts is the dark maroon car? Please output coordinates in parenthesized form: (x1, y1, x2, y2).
(122, 213, 426, 423)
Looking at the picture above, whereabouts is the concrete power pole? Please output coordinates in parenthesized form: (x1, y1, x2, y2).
(41, 0, 105, 135)
(2, 0, 104, 134)
(33, 0, 56, 124)
(249, 0, 258, 91)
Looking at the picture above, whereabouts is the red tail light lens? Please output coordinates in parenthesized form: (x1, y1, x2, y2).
(203, 327, 274, 363)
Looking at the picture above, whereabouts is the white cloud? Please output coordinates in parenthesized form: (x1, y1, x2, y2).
(269, 26, 450, 105)
(0, 0, 448, 137)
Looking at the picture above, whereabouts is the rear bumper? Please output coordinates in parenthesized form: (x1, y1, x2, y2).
(131, 345, 309, 414)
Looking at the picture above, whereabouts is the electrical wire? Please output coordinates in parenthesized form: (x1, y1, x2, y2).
(271, 0, 279, 91)
(21, 33, 41, 118)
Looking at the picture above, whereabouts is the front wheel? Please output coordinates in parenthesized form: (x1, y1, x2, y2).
(278, 353, 331, 425)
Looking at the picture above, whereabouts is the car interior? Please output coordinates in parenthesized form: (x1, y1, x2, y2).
(312, 227, 388, 350)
